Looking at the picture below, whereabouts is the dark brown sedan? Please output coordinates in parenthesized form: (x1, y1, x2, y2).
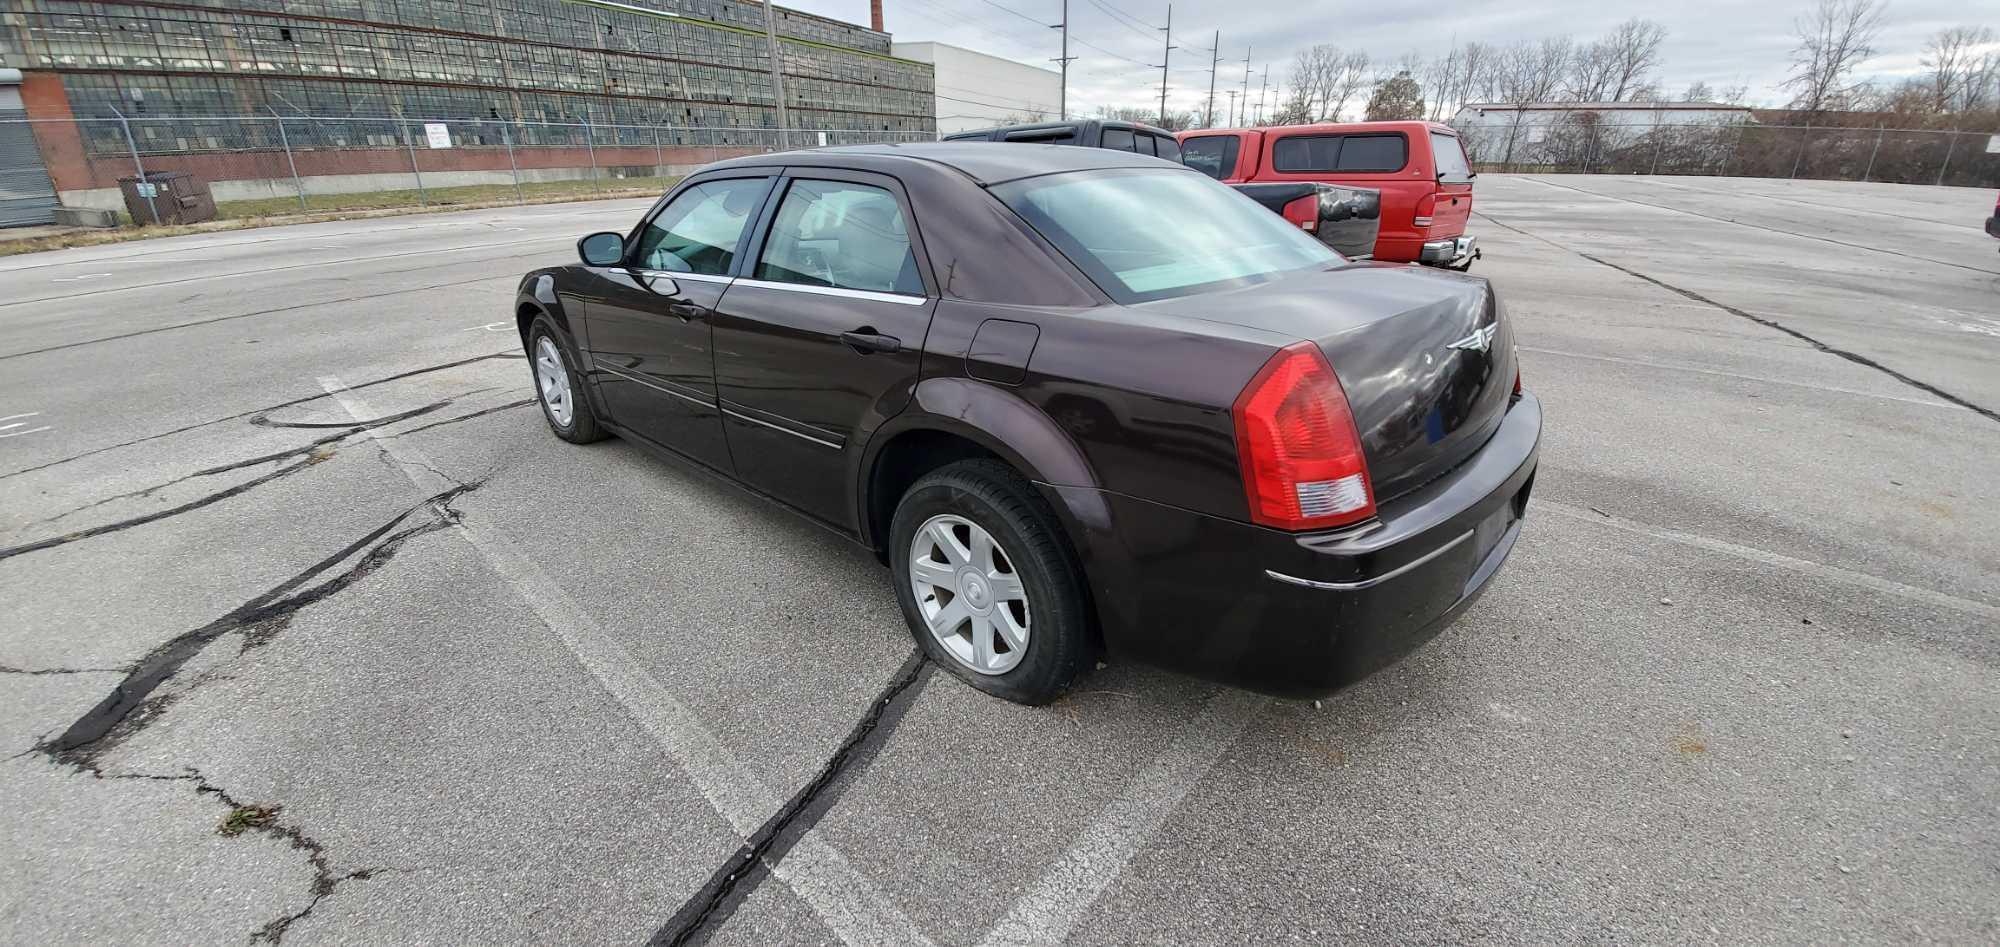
(514, 143, 1539, 704)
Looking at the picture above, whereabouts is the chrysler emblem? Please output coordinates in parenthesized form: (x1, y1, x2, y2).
(1447, 324, 1498, 354)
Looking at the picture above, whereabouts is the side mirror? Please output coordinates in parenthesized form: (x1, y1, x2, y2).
(578, 231, 625, 266)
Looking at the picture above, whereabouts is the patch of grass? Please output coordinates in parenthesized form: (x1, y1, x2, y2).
(215, 174, 678, 219)
(219, 803, 282, 837)
(0, 175, 677, 258)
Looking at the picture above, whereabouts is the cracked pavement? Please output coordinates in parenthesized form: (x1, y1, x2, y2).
(2, 182, 1997, 944)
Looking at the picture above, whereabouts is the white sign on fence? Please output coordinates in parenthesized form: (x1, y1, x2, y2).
(424, 123, 452, 149)
(1987, 134, 2000, 154)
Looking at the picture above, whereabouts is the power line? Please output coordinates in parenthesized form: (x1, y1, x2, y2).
(1081, 0, 1159, 41)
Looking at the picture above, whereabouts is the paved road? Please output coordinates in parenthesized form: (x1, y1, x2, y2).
(2, 176, 1995, 945)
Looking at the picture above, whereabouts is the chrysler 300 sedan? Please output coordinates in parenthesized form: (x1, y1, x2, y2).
(514, 143, 1539, 704)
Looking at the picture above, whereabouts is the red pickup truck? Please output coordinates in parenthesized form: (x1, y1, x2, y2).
(1179, 121, 1479, 268)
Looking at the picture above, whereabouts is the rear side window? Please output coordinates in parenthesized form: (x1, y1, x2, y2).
(1102, 128, 1136, 151)
(1155, 135, 1181, 162)
(1135, 134, 1156, 156)
(1179, 135, 1238, 179)
(755, 180, 923, 295)
(1431, 132, 1472, 182)
(1340, 135, 1407, 172)
(1270, 134, 1408, 173)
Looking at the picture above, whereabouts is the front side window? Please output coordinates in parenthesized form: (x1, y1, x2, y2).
(632, 177, 766, 274)
(1155, 135, 1182, 163)
(1101, 127, 1136, 151)
(1135, 134, 1157, 156)
(995, 168, 1339, 303)
(755, 179, 923, 295)
(1179, 135, 1238, 179)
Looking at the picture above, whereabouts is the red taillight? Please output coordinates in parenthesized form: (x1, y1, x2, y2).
(1513, 366, 1522, 397)
(1232, 341, 1375, 531)
(1281, 194, 1318, 231)
(1413, 193, 1437, 229)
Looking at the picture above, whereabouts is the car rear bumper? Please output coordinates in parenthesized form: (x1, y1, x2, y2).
(1040, 391, 1541, 699)
(1419, 234, 1480, 267)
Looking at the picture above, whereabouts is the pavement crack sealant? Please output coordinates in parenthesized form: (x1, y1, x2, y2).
(650, 651, 934, 947)
(35, 482, 480, 767)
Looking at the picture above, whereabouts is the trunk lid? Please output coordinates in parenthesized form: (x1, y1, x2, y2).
(1139, 264, 1514, 501)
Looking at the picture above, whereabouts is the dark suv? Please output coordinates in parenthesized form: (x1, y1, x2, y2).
(943, 119, 1183, 163)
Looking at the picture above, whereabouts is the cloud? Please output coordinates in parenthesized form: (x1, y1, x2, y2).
(783, 0, 1987, 112)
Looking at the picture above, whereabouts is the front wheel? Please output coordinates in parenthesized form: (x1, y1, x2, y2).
(528, 315, 606, 444)
(889, 459, 1094, 704)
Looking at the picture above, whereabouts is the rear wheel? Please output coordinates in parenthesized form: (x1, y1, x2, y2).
(528, 316, 605, 444)
(889, 459, 1093, 704)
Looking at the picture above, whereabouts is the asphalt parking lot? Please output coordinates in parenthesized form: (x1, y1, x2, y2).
(2, 173, 1996, 945)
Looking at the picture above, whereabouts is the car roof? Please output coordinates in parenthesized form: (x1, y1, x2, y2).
(703, 141, 1187, 186)
(947, 119, 1174, 139)
(1181, 120, 1457, 138)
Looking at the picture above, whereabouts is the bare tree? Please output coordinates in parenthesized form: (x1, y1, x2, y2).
(1781, 0, 1885, 115)
(1568, 40, 1619, 101)
(1684, 80, 1715, 102)
(1603, 19, 1668, 101)
(1328, 50, 1372, 121)
(1718, 83, 1750, 105)
(1494, 36, 1573, 104)
(1286, 45, 1339, 122)
(1921, 25, 1998, 113)
(1424, 45, 1462, 120)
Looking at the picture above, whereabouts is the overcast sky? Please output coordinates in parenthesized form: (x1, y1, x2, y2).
(781, 0, 1990, 119)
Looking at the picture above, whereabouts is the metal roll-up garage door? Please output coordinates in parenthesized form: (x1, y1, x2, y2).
(0, 108, 60, 227)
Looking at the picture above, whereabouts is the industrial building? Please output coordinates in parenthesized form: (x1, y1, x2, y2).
(0, 0, 939, 221)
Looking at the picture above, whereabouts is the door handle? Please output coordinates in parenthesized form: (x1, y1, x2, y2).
(840, 329, 902, 354)
(667, 302, 705, 322)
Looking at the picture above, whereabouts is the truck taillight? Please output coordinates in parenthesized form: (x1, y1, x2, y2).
(1232, 341, 1375, 531)
(1413, 193, 1436, 229)
(1282, 194, 1318, 231)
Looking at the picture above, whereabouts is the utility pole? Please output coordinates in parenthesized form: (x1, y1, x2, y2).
(1224, 89, 1239, 127)
(759, 0, 789, 148)
(1156, 4, 1175, 127)
(1238, 47, 1251, 127)
(1254, 65, 1268, 125)
(1204, 31, 1219, 128)
(1051, 0, 1075, 120)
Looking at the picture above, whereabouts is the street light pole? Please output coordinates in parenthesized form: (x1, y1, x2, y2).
(1156, 4, 1174, 127)
(759, 0, 790, 148)
(1051, 0, 1074, 120)
(1205, 32, 1219, 128)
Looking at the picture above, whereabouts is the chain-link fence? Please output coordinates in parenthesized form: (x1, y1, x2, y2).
(1452, 121, 2000, 188)
(6, 113, 938, 225)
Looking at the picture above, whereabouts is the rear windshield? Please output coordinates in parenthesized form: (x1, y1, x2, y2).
(1431, 131, 1473, 182)
(994, 168, 1339, 303)
(1179, 135, 1238, 179)
(1270, 133, 1408, 173)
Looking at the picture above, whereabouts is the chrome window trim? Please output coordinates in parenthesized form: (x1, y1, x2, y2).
(596, 363, 713, 409)
(1264, 529, 1473, 592)
(720, 403, 843, 450)
(636, 269, 734, 285)
(733, 277, 928, 307)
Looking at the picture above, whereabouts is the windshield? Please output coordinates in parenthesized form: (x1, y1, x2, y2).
(994, 169, 1339, 303)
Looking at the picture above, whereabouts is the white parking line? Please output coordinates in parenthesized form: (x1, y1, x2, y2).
(51, 273, 112, 282)
(0, 412, 51, 439)
(1539, 501, 2000, 620)
(463, 322, 513, 332)
(978, 689, 1265, 947)
(316, 377, 934, 947)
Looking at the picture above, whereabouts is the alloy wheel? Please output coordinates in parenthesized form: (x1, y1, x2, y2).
(535, 335, 573, 427)
(909, 514, 1031, 675)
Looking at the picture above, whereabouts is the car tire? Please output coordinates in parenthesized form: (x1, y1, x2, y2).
(527, 315, 606, 444)
(889, 459, 1094, 704)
